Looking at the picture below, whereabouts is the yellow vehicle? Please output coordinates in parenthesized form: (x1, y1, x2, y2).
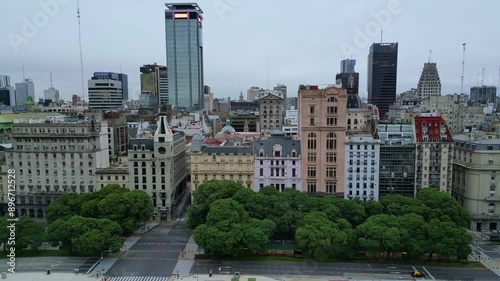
(411, 271, 425, 278)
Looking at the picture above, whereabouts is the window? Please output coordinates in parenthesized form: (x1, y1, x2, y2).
(309, 118, 315, 125)
(326, 167, 336, 178)
(489, 203, 495, 214)
(307, 181, 317, 194)
(307, 133, 317, 150)
(292, 168, 296, 177)
(327, 118, 337, 126)
(309, 106, 315, 114)
(326, 133, 337, 150)
(327, 97, 337, 102)
(307, 166, 316, 178)
(327, 106, 337, 114)
(307, 152, 316, 163)
(326, 153, 337, 163)
(326, 181, 336, 194)
(259, 169, 263, 176)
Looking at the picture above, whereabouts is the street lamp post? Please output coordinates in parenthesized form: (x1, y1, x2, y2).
(100, 249, 113, 261)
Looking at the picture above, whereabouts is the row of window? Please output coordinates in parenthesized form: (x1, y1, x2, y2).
(306, 181, 337, 194)
(308, 117, 338, 126)
(307, 133, 337, 150)
(307, 166, 337, 178)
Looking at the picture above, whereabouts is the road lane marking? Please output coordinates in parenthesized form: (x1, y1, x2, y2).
(422, 266, 435, 280)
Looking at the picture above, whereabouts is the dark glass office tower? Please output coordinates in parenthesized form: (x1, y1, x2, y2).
(165, 3, 204, 112)
(367, 43, 398, 119)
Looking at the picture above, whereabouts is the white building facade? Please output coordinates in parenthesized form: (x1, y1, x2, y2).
(344, 134, 380, 201)
(8, 116, 109, 218)
(254, 131, 301, 192)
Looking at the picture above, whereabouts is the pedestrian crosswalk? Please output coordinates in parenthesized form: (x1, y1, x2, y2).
(108, 277, 167, 281)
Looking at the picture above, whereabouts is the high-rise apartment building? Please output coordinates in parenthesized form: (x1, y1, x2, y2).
(159, 67, 168, 105)
(44, 86, 60, 102)
(344, 135, 380, 201)
(417, 62, 441, 99)
(336, 59, 361, 109)
(165, 3, 204, 112)
(414, 114, 454, 194)
(247, 87, 262, 102)
(8, 116, 110, 218)
(0, 88, 16, 106)
(88, 73, 124, 110)
(367, 43, 398, 119)
(298, 85, 347, 195)
(470, 86, 497, 105)
(377, 124, 416, 198)
(15, 79, 35, 106)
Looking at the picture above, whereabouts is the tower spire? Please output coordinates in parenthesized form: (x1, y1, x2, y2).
(50, 72, 53, 87)
(428, 49, 432, 63)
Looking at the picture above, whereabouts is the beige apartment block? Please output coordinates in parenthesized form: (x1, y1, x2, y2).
(298, 85, 347, 196)
(452, 132, 500, 231)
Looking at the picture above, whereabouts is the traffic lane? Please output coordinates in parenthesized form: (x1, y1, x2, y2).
(0, 256, 94, 273)
(192, 260, 498, 279)
(192, 261, 415, 275)
(125, 250, 180, 259)
(106, 258, 176, 277)
(424, 266, 500, 281)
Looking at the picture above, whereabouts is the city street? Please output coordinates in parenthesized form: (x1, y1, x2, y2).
(191, 260, 500, 280)
(106, 219, 191, 277)
(0, 256, 98, 273)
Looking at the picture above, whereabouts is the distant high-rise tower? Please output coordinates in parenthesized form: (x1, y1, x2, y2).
(273, 84, 287, 100)
(15, 78, 35, 106)
(88, 72, 124, 110)
(44, 73, 60, 102)
(417, 62, 441, 99)
(0, 75, 10, 88)
(336, 59, 360, 108)
(367, 43, 398, 119)
(165, 3, 204, 112)
(140, 63, 168, 105)
(470, 86, 497, 105)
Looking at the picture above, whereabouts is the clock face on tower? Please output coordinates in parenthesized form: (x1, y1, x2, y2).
(158, 147, 166, 154)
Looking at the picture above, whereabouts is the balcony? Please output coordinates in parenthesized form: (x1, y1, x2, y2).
(485, 196, 500, 202)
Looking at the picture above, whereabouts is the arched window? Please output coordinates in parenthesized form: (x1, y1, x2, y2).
(327, 97, 337, 102)
(326, 132, 337, 150)
(307, 133, 316, 150)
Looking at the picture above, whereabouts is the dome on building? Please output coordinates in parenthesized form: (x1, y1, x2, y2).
(347, 95, 362, 109)
(220, 119, 236, 134)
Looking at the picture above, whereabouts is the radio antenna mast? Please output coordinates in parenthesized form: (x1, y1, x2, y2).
(460, 43, 466, 94)
(77, 0, 85, 101)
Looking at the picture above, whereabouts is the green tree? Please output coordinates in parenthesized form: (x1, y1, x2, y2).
(363, 200, 384, 218)
(380, 195, 427, 217)
(15, 216, 45, 251)
(336, 199, 366, 227)
(46, 193, 84, 223)
(187, 180, 245, 229)
(425, 219, 471, 261)
(356, 214, 403, 258)
(194, 198, 249, 255)
(295, 212, 348, 260)
(416, 188, 470, 227)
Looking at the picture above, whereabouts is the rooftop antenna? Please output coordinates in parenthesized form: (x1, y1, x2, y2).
(22, 61, 25, 80)
(119, 60, 122, 73)
(461, 43, 466, 94)
(77, 0, 85, 101)
(497, 65, 500, 92)
(428, 49, 432, 63)
(50, 72, 53, 87)
(481, 67, 485, 87)
(380, 30, 383, 43)
(267, 53, 270, 90)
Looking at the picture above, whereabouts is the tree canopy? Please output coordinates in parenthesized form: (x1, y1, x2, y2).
(189, 180, 472, 260)
(46, 184, 154, 235)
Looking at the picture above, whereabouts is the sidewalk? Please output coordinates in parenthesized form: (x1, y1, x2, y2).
(0, 272, 91, 281)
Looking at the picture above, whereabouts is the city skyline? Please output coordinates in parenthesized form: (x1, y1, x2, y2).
(1, 0, 500, 102)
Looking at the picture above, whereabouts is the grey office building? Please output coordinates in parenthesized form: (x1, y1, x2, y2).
(165, 3, 204, 112)
(15, 79, 35, 106)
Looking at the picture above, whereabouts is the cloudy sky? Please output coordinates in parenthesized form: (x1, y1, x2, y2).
(1, 0, 499, 102)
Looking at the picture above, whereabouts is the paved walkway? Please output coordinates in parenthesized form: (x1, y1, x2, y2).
(0, 272, 90, 281)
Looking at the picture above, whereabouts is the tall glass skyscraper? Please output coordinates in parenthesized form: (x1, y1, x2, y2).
(367, 43, 398, 120)
(165, 3, 204, 112)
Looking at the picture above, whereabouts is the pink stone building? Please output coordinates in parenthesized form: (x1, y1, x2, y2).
(298, 85, 347, 196)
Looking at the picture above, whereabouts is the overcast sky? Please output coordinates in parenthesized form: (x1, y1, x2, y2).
(1, 0, 499, 102)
